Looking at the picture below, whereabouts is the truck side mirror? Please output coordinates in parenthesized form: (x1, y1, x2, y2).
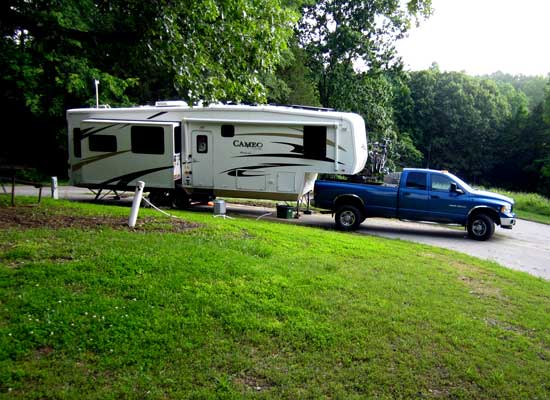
(450, 182, 464, 195)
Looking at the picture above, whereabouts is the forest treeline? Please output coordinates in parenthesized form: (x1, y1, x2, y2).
(1, 0, 549, 195)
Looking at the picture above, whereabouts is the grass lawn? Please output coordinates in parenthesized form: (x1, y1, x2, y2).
(1, 196, 549, 399)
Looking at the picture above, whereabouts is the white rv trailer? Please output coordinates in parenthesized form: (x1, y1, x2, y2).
(67, 102, 368, 206)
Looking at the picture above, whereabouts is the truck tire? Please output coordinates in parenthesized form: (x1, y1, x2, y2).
(335, 205, 363, 231)
(467, 214, 495, 241)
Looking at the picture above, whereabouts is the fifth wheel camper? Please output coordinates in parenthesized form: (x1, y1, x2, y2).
(67, 102, 368, 207)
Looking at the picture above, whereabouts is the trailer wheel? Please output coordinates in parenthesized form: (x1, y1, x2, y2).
(148, 190, 174, 207)
(173, 193, 191, 209)
(467, 213, 495, 241)
(335, 205, 363, 231)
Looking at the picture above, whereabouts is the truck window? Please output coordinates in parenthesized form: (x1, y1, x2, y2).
(89, 134, 117, 153)
(405, 172, 427, 190)
(303, 126, 327, 160)
(131, 126, 165, 154)
(431, 174, 453, 192)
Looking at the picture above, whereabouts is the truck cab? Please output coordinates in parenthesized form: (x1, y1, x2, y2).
(313, 168, 516, 241)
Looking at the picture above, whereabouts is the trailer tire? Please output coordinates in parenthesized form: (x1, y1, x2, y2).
(467, 213, 495, 241)
(173, 193, 191, 209)
(335, 205, 363, 231)
(148, 190, 174, 207)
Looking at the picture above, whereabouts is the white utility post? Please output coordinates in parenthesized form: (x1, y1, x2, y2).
(94, 79, 100, 108)
(128, 181, 145, 228)
(51, 176, 58, 199)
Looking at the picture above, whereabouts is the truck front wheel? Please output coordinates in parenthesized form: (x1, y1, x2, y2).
(335, 205, 363, 231)
(467, 214, 495, 241)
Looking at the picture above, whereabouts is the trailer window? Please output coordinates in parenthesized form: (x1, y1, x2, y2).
(221, 125, 235, 138)
(406, 172, 427, 190)
(89, 134, 117, 153)
(303, 126, 327, 160)
(197, 135, 208, 153)
(131, 126, 165, 154)
(73, 128, 82, 157)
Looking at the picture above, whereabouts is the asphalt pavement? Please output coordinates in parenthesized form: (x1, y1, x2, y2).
(6, 185, 550, 280)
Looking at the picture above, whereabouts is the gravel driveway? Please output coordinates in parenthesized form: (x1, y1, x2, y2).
(6, 185, 550, 280)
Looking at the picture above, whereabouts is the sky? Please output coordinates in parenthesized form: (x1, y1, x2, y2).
(395, 0, 550, 76)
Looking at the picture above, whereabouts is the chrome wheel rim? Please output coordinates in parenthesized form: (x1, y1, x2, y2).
(472, 219, 487, 236)
(340, 210, 356, 227)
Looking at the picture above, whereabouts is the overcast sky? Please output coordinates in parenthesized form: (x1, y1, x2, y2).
(395, 0, 550, 76)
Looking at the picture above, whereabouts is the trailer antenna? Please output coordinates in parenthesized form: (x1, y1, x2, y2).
(94, 79, 100, 108)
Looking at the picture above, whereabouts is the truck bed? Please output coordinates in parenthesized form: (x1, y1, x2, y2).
(314, 180, 399, 218)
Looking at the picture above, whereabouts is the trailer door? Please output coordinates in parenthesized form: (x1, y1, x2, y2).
(191, 130, 213, 187)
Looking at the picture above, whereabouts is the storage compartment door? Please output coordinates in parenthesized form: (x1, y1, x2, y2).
(237, 170, 267, 191)
(277, 172, 296, 192)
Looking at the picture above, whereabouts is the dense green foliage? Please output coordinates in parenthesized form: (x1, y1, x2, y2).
(484, 72, 548, 110)
(1, 0, 297, 172)
(395, 67, 550, 194)
(2, 197, 550, 398)
(296, 0, 431, 173)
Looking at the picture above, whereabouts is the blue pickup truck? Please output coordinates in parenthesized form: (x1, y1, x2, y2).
(313, 168, 516, 240)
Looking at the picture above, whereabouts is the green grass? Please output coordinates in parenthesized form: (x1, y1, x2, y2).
(489, 188, 550, 224)
(1, 196, 550, 399)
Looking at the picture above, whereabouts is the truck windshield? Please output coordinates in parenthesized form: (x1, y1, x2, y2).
(447, 173, 473, 192)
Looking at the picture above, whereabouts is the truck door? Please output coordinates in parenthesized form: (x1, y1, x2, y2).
(428, 173, 470, 223)
(398, 171, 431, 221)
(191, 130, 213, 187)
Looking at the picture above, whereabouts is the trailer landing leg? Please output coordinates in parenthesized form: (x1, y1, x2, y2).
(303, 192, 312, 215)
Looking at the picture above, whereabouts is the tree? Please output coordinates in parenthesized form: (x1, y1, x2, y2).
(397, 71, 516, 184)
(299, 0, 431, 106)
(0, 0, 298, 174)
(297, 0, 431, 176)
(485, 72, 549, 111)
(265, 44, 321, 106)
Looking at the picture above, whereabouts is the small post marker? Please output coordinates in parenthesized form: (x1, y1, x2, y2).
(94, 79, 100, 108)
(51, 176, 58, 200)
(128, 181, 145, 228)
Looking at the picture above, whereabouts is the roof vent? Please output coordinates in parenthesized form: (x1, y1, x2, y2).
(155, 100, 188, 107)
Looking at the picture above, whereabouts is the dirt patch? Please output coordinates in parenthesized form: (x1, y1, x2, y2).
(233, 374, 275, 392)
(34, 346, 54, 359)
(458, 275, 506, 300)
(0, 205, 200, 233)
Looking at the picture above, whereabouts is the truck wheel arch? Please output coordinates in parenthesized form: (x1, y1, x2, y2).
(467, 206, 500, 226)
(334, 194, 365, 215)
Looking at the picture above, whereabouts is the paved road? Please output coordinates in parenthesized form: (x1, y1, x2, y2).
(7, 185, 550, 280)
